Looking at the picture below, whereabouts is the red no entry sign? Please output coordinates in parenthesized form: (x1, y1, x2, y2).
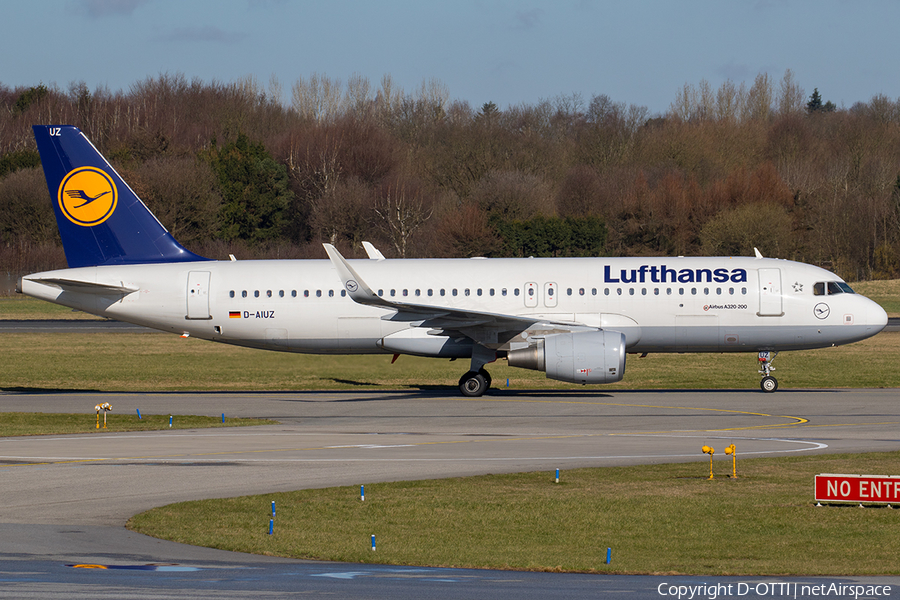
(815, 474, 900, 504)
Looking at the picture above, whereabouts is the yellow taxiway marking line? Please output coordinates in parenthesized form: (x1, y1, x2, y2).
(464, 396, 810, 431)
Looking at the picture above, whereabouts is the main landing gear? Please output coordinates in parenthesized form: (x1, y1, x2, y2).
(458, 344, 496, 397)
(459, 369, 492, 397)
(758, 350, 778, 393)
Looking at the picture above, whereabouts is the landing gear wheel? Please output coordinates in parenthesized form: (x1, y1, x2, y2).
(478, 368, 492, 389)
(760, 376, 778, 393)
(459, 371, 488, 397)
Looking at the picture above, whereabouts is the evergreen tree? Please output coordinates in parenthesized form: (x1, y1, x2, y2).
(202, 134, 293, 244)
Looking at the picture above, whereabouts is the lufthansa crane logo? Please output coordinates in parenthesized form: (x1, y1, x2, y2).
(58, 167, 117, 226)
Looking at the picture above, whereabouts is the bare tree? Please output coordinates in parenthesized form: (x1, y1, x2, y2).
(744, 73, 774, 121)
(373, 176, 434, 257)
(291, 73, 344, 122)
(777, 69, 805, 117)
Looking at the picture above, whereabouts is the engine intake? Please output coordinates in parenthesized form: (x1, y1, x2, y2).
(507, 330, 626, 384)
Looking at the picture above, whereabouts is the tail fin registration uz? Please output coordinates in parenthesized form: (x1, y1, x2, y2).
(32, 125, 208, 268)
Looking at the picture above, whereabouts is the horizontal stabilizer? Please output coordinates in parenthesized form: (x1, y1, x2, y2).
(26, 277, 139, 295)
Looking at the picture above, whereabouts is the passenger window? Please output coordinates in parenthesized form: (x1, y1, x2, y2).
(813, 282, 825, 296)
(629, 288, 635, 295)
(502, 288, 507, 296)
(667, 288, 672, 295)
(415, 289, 420, 297)
(465, 289, 470, 296)
(617, 288, 622, 296)
(728, 287, 734, 295)
(476, 289, 482, 296)
(316, 290, 322, 298)
(679, 288, 685, 295)
(654, 288, 659, 295)
(579, 288, 585, 296)
(716, 288, 721, 295)
(691, 288, 697, 295)
(604, 288, 610, 296)
(428, 289, 433, 297)
(490, 289, 495, 296)
(528, 288, 534, 297)
(402, 289, 408, 297)
(267, 290, 272, 298)
(453, 289, 458, 297)
(378, 289, 383, 297)
(242, 290, 248, 298)
(703, 288, 709, 295)
(547, 288, 554, 297)
(304, 290, 309, 298)
(328, 290, 334, 297)
(440, 289, 446, 296)
(567, 288, 573, 296)
(279, 290, 284, 298)
(390, 290, 396, 297)
(742, 287, 747, 294)
(229, 290, 235, 298)
(592, 288, 597, 296)
(514, 288, 520, 296)
(292, 290, 297, 298)
(341, 290, 346, 297)
(641, 288, 647, 295)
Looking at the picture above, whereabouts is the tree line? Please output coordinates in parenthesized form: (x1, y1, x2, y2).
(2, 70, 900, 283)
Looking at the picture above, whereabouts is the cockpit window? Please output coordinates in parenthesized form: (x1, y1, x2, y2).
(814, 281, 856, 295)
(834, 281, 855, 294)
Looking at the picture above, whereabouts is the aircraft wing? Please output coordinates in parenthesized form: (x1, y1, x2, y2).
(323, 244, 580, 344)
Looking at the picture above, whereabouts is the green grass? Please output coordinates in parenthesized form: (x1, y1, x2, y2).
(128, 451, 900, 575)
(0, 296, 105, 320)
(1, 330, 899, 392)
(0, 412, 275, 436)
(851, 279, 900, 316)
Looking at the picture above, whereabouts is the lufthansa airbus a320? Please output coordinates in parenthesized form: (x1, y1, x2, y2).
(18, 126, 888, 396)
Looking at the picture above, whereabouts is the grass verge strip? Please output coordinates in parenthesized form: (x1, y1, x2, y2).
(0, 413, 275, 437)
(128, 451, 900, 576)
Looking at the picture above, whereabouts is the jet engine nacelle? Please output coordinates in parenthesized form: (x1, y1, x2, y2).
(507, 330, 626, 384)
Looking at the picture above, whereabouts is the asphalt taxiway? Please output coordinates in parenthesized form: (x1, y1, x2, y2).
(2, 388, 900, 598)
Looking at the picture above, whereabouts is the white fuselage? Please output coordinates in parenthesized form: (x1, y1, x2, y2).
(21, 255, 888, 357)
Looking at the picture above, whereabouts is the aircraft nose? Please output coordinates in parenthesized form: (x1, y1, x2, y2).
(867, 299, 888, 333)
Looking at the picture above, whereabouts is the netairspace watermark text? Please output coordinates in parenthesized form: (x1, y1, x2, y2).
(657, 582, 893, 600)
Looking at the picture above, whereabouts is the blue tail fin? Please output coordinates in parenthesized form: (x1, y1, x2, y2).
(33, 125, 209, 268)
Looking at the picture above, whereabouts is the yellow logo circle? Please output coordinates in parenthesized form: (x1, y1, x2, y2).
(58, 167, 117, 226)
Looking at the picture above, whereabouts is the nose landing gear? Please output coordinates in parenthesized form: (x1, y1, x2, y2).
(758, 351, 778, 393)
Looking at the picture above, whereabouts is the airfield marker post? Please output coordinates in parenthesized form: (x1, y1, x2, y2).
(361, 485, 365, 501)
(222, 413, 225, 423)
(371, 535, 376, 551)
(169, 415, 172, 428)
(606, 547, 612, 564)
(702, 445, 715, 480)
(271, 501, 275, 519)
(94, 403, 112, 429)
(725, 444, 737, 478)
(136, 409, 141, 419)
(555, 468, 560, 484)
(268, 519, 273, 535)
